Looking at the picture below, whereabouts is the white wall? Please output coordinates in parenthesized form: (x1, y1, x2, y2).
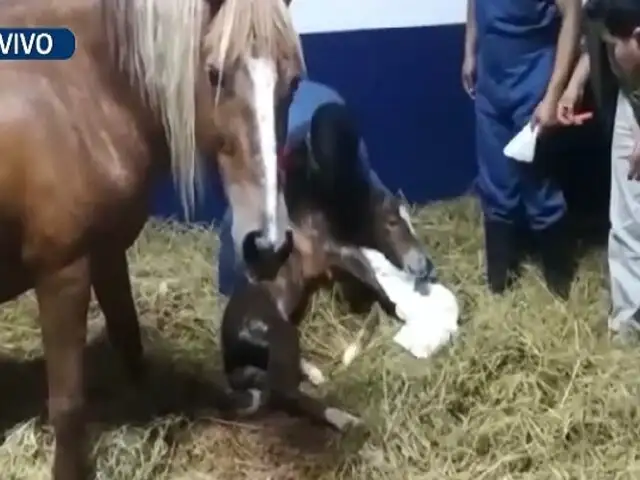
(290, 0, 466, 34)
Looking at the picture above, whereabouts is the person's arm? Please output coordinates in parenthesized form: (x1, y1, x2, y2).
(546, 0, 583, 100)
(461, 0, 477, 96)
(557, 50, 593, 124)
(567, 50, 591, 96)
(464, 0, 476, 59)
(287, 81, 345, 148)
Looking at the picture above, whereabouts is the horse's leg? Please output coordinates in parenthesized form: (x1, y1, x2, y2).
(90, 250, 144, 382)
(36, 258, 91, 480)
(267, 320, 361, 431)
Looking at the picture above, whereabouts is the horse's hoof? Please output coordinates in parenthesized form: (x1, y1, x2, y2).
(324, 407, 362, 431)
(124, 357, 148, 386)
(342, 343, 360, 367)
(300, 359, 326, 386)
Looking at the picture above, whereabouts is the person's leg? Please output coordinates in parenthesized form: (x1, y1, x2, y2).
(514, 129, 572, 298)
(475, 96, 522, 293)
(511, 50, 573, 299)
(608, 92, 640, 343)
(217, 209, 248, 296)
(519, 164, 573, 299)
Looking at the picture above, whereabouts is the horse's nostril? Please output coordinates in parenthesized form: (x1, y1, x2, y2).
(404, 250, 425, 273)
(241, 230, 263, 266)
(403, 250, 436, 281)
(241, 229, 293, 279)
(280, 229, 294, 258)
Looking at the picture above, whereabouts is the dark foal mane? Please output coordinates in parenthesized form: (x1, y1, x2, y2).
(283, 139, 378, 247)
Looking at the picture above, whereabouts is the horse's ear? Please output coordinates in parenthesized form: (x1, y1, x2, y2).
(397, 190, 409, 205)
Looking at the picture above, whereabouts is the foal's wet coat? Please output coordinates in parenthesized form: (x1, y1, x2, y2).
(221, 116, 432, 430)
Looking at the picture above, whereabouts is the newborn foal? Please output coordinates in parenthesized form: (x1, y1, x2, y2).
(221, 106, 430, 430)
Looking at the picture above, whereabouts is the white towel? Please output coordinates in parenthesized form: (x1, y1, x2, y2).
(503, 122, 540, 163)
(360, 248, 459, 359)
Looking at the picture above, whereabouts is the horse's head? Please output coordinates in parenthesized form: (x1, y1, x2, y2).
(368, 192, 436, 288)
(199, 0, 304, 277)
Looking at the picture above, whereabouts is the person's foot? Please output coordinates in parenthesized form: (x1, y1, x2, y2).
(610, 326, 640, 347)
(537, 219, 576, 300)
(543, 265, 572, 300)
(484, 220, 520, 294)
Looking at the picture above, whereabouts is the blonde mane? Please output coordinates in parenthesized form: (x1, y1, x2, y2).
(102, 0, 205, 216)
(101, 0, 304, 215)
(204, 0, 306, 99)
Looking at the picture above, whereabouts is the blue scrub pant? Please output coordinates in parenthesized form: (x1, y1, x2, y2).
(475, 42, 566, 231)
(475, 96, 566, 231)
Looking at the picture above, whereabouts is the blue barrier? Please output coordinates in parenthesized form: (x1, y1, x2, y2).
(150, 24, 610, 226)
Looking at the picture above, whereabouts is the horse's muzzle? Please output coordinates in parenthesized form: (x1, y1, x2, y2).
(242, 229, 293, 280)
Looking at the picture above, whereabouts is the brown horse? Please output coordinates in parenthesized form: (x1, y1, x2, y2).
(220, 108, 432, 430)
(0, 0, 302, 478)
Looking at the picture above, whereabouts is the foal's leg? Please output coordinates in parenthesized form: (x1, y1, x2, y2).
(325, 244, 390, 366)
(90, 250, 144, 382)
(36, 258, 91, 480)
(267, 321, 361, 431)
(341, 308, 381, 367)
(299, 358, 326, 386)
(325, 244, 388, 300)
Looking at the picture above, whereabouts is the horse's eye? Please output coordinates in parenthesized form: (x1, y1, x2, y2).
(208, 67, 225, 89)
(387, 217, 400, 228)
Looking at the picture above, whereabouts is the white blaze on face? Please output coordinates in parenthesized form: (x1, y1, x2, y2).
(398, 204, 416, 235)
(246, 56, 279, 245)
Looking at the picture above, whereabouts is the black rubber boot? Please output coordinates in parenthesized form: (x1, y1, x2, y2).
(484, 220, 520, 294)
(536, 218, 576, 300)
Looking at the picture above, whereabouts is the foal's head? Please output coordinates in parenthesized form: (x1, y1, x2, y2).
(200, 0, 304, 276)
(367, 193, 436, 285)
(305, 103, 435, 285)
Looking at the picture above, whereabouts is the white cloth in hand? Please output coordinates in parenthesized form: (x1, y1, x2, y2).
(503, 122, 540, 163)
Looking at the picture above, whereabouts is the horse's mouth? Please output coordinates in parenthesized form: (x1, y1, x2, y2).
(413, 275, 433, 295)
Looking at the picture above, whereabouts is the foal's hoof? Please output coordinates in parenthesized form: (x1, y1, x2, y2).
(342, 342, 361, 367)
(300, 359, 326, 386)
(324, 407, 363, 431)
(233, 389, 263, 417)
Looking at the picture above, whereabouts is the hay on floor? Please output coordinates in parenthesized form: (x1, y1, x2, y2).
(0, 197, 639, 479)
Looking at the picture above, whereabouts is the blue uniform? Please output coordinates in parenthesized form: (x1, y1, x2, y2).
(217, 80, 390, 296)
(474, 0, 566, 230)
